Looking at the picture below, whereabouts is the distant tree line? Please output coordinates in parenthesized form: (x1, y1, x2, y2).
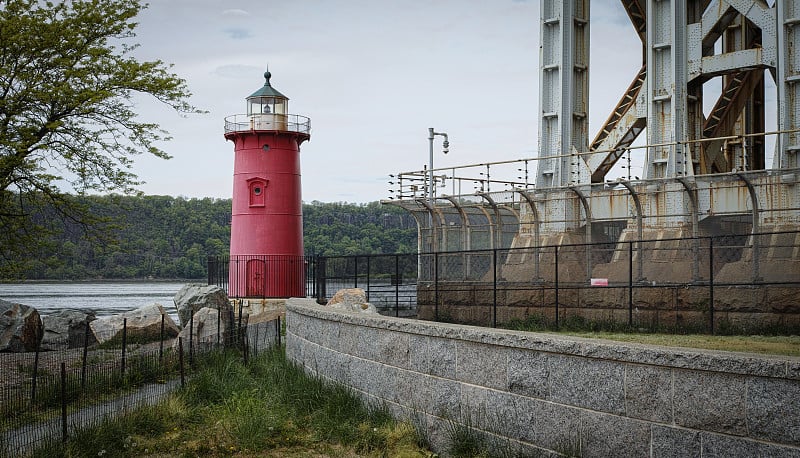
(6, 195, 417, 280)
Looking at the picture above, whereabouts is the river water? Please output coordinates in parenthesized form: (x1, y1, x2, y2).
(0, 281, 190, 319)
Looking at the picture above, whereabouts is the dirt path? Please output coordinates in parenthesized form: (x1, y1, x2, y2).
(1, 377, 181, 457)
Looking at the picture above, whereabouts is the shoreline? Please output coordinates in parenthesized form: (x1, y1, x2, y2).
(0, 278, 205, 285)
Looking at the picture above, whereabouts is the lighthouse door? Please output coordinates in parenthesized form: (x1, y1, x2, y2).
(246, 259, 266, 297)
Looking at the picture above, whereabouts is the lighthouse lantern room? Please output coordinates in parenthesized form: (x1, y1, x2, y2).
(224, 70, 311, 298)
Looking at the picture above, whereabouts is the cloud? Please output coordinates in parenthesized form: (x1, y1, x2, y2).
(223, 27, 253, 40)
(222, 9, 250, 17)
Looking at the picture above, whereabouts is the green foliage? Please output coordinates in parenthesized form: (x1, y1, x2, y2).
(303, 200, 417, 256)
(33, 346, 431, 457)
(5, 195, 417, 280)
(0, 0, 201, 274)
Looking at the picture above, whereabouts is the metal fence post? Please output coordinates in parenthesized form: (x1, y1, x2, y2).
(81, 324, 89, 390)
(237, 304, 243, 348)
(354, 255, 359, 288)
(493, 248, 498, 328)
(709, 237, 715, 334)
(434, 252, 439, 321)
(178, 337, 185, 388)
(189, 312, 194, 368)
(60, 362, 67, 444)
(31, 340, 40, 404)
(395, 254, 400, 317)
(121, 318, 127, 377)
(366, 256, 371, 302)
(555, 245, 560, 329)
(628, 241, 633, 327)
(159, 313, 165, 363)
(315, 255, 324, 303)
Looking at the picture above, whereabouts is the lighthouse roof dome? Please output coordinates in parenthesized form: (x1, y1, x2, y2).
(248, 71, 288, 100)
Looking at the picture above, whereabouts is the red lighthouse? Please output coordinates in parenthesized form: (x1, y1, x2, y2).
(224, 70, 311, 298)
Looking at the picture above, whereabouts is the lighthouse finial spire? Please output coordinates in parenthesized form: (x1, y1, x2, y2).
(264, 64, 271, 86)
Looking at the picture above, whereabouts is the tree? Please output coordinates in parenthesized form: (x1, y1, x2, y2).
(0, 0, 199, 277)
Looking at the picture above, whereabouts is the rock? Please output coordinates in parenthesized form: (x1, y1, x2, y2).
(173, 307, 230, 350)
(173, 284, 230, 327)
(0, 299, 42, 352)
(40, 309, 97, 350)
(235, 298, 285, 324)
(90, 303, 180, 345)
(326, 288, 378, 314)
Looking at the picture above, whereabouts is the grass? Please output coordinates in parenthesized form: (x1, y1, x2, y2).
(566, 332, 800, 357)
(32, 346, 435, 457)
(502, 314, 800, 357)
(1, 350, 182, 429)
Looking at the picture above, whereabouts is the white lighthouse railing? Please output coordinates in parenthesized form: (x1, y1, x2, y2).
(224, 114, 311, 135)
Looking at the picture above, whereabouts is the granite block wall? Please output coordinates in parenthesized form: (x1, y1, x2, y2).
(285, 298, 800, 457)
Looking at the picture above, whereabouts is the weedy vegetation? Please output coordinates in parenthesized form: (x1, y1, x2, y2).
(31, 346, 436, 457)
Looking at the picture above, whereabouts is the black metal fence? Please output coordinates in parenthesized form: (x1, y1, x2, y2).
(1, 312, 281, 456)
(204, 230, 799, 333)
(296, 230, 800, 333)
(423, 230, 800, 332)
(208, 255, 318, 299)
(315, 253, 420, 317)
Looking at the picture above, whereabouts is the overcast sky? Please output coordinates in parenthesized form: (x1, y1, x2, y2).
(126, 1, 646, 203)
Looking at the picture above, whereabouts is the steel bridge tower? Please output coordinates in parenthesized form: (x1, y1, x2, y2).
(539, 0, 799, 193)
(386, 0, 799, 286)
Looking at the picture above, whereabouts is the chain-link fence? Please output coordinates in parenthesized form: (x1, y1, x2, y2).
(0, 312, 281, 457)
(312, 230, 799, 334)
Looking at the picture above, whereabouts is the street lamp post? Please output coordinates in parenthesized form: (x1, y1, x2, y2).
(428, 127, 449, 207)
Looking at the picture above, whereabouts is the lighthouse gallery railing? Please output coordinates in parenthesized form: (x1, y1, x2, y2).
(224, 114, 311, 135)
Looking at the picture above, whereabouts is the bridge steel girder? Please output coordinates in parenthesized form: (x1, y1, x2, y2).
(414, 198, 444, 253)
(537, 0, 590, 192)
(675, 177, 701, 281)
(476, 192, 503, 250)
(645, 0, 690, 181)
(618, 180, 646, 282)
(384, 199, 434, 254)
(777, 1, 800, 169)
(442, 196, 471, 252)
(516, 189, 543, 281)
(568, 185, 594, 277)
(735, 172, 762, 281)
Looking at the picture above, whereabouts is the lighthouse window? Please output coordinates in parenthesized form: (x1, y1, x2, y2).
(249, 179, 267, 207)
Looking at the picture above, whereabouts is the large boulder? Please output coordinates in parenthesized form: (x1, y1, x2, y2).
(173, 284, 230, 328)
(41, 309, 97, 351)
(326, 288, 378, 314)
(173, 307, 230, 350)
(236, 298, 285, 324)
(90, 303, 180, 345)
(0, 299, 42, 352)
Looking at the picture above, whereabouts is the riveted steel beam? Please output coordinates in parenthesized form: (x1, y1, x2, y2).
(675, 177, 701, 281)
(538, 0, 590, 190)
(735, 172, 763, 281)
(568, 185, 594, 277)
(516, 189, 543, 281)
(618, 180, 646, 282)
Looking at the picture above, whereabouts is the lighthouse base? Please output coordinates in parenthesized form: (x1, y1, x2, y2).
(227, 255, 307, 298)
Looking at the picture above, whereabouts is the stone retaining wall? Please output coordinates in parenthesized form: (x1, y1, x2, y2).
(415, 284, 800, 332)
(285, 298, 800, 457)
